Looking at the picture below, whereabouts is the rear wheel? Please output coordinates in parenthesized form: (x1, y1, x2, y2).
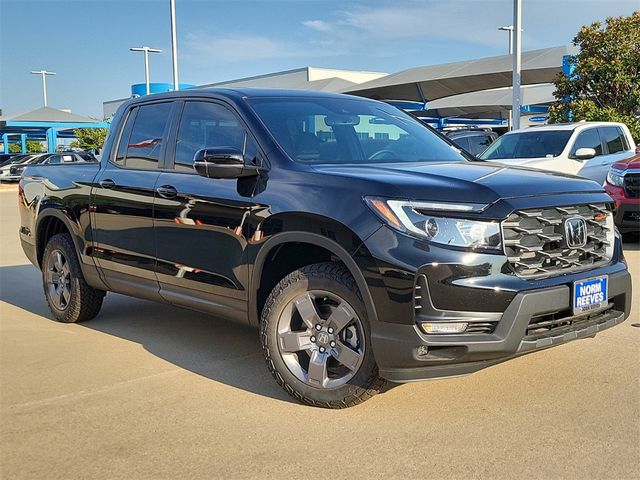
(42, 233, 105, 323)
(261, 262, 384, 408)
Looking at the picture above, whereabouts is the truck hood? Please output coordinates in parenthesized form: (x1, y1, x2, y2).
(310, 161, 602, 205)
(612, 153, 640, 171)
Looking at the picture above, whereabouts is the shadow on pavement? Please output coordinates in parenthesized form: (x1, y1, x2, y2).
(622, 237, 640, 252)
(0, 264, 296, 404)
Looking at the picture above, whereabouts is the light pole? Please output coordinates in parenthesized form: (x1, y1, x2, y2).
(511, 0, 523, 130)
(169, 0, 180, 91)
(499, 25, 514, 129)
(499, 25, 514, 55)
(30, 70, 56, 107)
(129, 46, 162, 95)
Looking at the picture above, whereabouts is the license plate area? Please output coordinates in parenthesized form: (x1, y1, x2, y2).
(573, 276, 608, 315)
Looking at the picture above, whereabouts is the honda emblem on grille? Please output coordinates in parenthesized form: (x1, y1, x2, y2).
(564, 217, 587, 248)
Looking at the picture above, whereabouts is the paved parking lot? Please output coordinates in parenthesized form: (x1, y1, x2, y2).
(1, 188, 638, 479)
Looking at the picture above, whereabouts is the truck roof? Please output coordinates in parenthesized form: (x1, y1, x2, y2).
(525, 121, 628, 132)
(125, 87, 373, 104)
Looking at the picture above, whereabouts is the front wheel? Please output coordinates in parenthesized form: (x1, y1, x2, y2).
(261, 262, 384, 408)
(42, 233, 105, 323)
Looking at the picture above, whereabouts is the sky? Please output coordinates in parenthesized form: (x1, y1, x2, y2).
(1, 0, 638, 118)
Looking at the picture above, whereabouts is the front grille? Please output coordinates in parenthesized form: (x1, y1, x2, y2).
(624, 173, 640, 198)
(502, 204, 613, 278)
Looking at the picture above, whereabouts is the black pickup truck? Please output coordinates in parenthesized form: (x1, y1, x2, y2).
(19, 89, 632, 408)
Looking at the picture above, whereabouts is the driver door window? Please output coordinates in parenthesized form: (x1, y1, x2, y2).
(174, 101, 254, 172)
(570, 128, 603, 158)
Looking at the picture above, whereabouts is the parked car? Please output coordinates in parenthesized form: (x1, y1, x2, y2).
(0, 154, 38, 181)
(5, 152, 89, 181)
(444, 128, 498, 156)
(478, 122, 636, 184)
(19, 89, 632, 408)
(604, 154, 640, 237)
(0, 153, 19, 167)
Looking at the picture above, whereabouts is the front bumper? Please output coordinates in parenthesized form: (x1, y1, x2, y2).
(613, 202, 640, 233)
(0, 174, 20, 182)
(370, 269, 632, 383)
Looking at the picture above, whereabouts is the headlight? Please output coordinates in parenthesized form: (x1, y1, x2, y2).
(606, 169, 625, 187)
(365, 197, 502, 250)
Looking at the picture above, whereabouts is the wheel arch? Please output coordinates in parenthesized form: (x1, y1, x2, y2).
(249, 231, 378, 328)
(35, 209, 109, 291)
(36, 209, 79, 268)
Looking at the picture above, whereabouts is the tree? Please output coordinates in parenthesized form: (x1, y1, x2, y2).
(70, 127, 109, 153)
(548, 12, 640, 141)
(8, 140, 44, 153)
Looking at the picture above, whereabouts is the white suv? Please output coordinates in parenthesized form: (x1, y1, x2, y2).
(478, 121, 636, 184)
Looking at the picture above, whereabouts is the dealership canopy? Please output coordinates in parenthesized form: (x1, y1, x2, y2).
(0, 106, 109, 153)
(419, 83, 556, 119)
(343, 46, 577, 104)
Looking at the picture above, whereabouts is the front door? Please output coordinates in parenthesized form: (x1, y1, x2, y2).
(91, 101, 173, 298)
(153, 100, 265, 321)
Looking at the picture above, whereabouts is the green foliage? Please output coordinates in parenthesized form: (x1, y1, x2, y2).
(7, 140, 44, 153)
(70, 128, 109, 152)
(549, 12, 640, 141)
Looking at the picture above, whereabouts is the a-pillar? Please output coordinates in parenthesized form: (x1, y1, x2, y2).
(46, 128, 57, 153)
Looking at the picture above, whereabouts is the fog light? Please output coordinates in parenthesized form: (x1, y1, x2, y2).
(421, 322, 468, 334)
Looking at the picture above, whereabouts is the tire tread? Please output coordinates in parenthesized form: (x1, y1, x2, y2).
(260, 261, 385, 408)
(42, 233, 104, 323)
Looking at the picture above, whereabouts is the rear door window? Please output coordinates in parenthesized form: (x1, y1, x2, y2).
(466, 135, 494, 156)
(599, 127, 627, 154)
(570, 128, 603, 158)
(451, 136, 470, 152)
(117, 102, 172, 169)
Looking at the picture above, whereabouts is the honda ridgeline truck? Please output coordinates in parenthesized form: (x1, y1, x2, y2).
(19, 89, 632, 408)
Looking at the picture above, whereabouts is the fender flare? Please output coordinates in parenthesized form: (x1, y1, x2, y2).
(249, 231, 378, 327)
(35, 208, 82, 266)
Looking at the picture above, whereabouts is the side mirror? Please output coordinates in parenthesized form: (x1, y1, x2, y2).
(574, 147, 596, 161)
(193, 147, 260, 179)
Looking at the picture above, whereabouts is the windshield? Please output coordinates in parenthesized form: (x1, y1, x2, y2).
(479, 130, 573, 160)
(248, 97, 466, 165)
(11, 155, 35, 165)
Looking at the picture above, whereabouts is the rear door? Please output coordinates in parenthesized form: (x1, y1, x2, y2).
(596, 126, 633, 182)
(153, 99, 264, 320)
(91, 101, 174, 298)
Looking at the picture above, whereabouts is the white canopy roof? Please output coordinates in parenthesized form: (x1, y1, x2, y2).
(343, 46, 577, 102)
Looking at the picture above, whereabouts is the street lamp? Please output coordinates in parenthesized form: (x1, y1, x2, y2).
(129, 46, 162, 95)
(499, 25, 514, 55)
(512, 0, 523, 130)
(169, 0, 180, 91)
(30, 70, 56, 107)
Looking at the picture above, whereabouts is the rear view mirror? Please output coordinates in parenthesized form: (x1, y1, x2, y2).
(193, 147, 260, 179)
(574, 147, 596, 160)
(325, 115, 360, 127)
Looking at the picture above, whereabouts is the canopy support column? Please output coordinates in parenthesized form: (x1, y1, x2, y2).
(2, 134, 9, 153)
(21, 134, 27, 153)
(46, 128, 57, 153)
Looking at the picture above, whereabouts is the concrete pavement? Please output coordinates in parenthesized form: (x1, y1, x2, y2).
(1, 189, 638, 479)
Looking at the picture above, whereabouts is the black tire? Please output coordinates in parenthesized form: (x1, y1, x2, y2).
(41, 233, 105, 323)
(261, 262, 385, 408)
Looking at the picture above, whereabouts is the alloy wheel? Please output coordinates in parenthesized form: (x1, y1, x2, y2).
(46, 249, 71, 311)
(276, 290, 365, 389)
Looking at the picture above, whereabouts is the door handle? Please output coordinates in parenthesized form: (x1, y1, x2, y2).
(99, 179, 115, 189)
(156, 185, 178, 199)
